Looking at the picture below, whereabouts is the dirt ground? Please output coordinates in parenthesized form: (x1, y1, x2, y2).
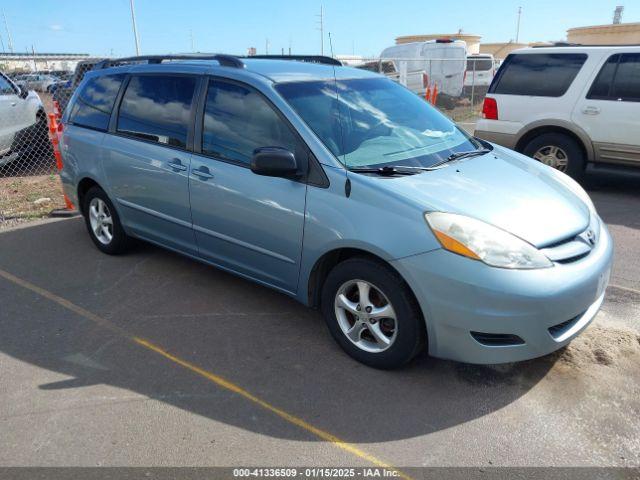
(0, 174, 66, 229)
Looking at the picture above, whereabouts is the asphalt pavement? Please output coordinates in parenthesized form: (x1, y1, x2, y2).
(0, 169, 639, 469)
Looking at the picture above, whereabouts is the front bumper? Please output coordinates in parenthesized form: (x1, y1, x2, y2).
(391, 221, 613, 364)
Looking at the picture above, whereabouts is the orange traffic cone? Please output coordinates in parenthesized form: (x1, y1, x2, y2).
(425, 85, 431, 103)
(432, 84, 439, 106)
(48, 113, 77, 215)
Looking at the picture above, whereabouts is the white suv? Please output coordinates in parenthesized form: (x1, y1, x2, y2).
(475, 45, 640, 179)
(0, 71, 47, 166)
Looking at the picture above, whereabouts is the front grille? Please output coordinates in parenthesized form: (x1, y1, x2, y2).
(540, 216, 599, 264)
(555, 251, 590, 264)
(470, 331, 525, 347)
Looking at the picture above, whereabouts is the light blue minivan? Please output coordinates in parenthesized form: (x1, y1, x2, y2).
(59, 55, 613, 368)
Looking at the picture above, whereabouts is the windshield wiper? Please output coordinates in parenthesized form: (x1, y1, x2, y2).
(428, 148, 491, 169)
(348, 165, 429, 176)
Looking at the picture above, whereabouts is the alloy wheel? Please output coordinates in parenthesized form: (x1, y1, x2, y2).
(334, 279, 398, 353)
(533, 145, 569, 172)
(88, 198, 114, 245)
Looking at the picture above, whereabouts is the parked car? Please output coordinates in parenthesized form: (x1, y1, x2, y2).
(46, 71, 73, 94)
(12, 73, 58, 92)
(53, 58, 106, 115)
(0, 71, 49, 167)
(380, 39, 467, 108)
(463, 53, 495, 100)
(475, 45, 640, 179)
(60, 55, 612, 368)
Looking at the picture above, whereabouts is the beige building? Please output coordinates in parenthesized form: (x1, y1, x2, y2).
(0, 52, 90, 73)
(479, 42, 529, 59)
(395, 33, 481, 54)
(567, 22, 640, 45)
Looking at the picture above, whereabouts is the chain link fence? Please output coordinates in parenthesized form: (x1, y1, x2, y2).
(0, 60, 105, 228)
(0, 56, 492, 228)
(353, 56, 493, 128)
(1, 71, 64, 227)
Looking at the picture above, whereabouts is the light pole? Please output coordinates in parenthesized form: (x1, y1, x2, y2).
(129, 0, 141, 56)
(515, 6, 522, 43)
(317, 5, 324, 56)
(2, 10, 14, 53)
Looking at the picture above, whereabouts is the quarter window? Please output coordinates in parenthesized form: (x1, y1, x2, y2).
(201, 80, 298, 166)
(117, 75, 197, 148)
(69, 74, 126, 131)
(490, 53, 587, 97)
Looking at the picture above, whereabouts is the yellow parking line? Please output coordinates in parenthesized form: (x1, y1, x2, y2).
(609, 283, 640, 297)
(0, 268, 411, 480)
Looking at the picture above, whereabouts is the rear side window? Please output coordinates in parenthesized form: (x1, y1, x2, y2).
(467, 58, 493, 71)
(587, 55, 618, 99)
(490, 53, 587, 97)
(69, 74, 125, 131)
(201, 80, 298, 166)
(117, 75, 197, 148)
(589, 53, 640, 102)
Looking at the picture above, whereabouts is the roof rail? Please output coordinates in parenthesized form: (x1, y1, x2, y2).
(532, 42, 582, 48)
(94, 54, 244, 70)
(246, 55, 342, 66)
(532, 42, 640, 48)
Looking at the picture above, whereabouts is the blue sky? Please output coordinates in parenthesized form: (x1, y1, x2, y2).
(1, 0, 637, 58)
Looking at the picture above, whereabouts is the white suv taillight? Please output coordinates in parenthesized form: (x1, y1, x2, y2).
(482, 97, 498, 120)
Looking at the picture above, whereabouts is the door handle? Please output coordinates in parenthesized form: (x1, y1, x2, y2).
(167, 158, 187, 171)
(582, 106, 600, 115)
(192, 166, 214, 180)
(10, 102, 17, 107)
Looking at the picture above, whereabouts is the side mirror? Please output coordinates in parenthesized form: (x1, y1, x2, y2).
(18, 87, 29, 99)
(251, 147, 299, 178)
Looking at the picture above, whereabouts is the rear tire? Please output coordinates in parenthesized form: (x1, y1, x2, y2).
(321, 258, 426, 369)
(82, 186, 130, 255)
(523, 133, 585, 180)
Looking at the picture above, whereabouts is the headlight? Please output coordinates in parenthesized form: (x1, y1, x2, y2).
(425, 212, 553, 269)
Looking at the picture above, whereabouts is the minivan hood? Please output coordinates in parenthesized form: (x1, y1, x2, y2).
(381, 148, 590, 247)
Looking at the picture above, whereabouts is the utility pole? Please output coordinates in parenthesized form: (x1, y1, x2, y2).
(265, 38, 270, 55)
(129, 0, 141, 56)
(317, 5, 324, 56)
(2, 10, 14, 53)
(190, 29, 194, 52)
(515, 6, 522, 43)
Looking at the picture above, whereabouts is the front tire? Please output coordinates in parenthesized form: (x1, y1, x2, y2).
(82, 186, 130, 255)
(523, 133, 585, 180)
(321, 258, 426, 369)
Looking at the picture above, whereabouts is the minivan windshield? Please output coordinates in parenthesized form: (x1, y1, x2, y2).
(276, 77, 484, 169)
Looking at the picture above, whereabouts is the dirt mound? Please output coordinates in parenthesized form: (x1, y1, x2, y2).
(552, 324, 640, 373)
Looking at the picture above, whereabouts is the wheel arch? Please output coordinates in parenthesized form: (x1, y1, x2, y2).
(515, 122, 594, 163)
(76, 177, 103, 214)
(306, 247, 421, 313)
